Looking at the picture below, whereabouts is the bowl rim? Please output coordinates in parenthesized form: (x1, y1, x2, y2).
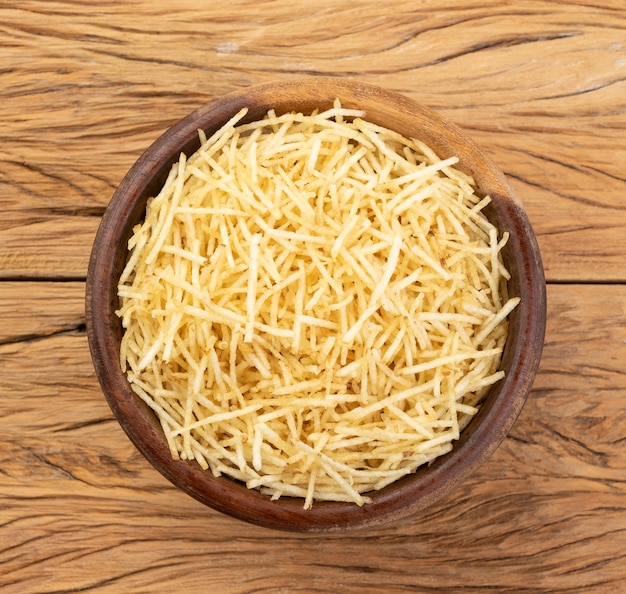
(86, 77, 546, 532)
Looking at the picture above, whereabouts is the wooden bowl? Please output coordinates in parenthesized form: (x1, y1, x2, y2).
(86, 78, 546, 532)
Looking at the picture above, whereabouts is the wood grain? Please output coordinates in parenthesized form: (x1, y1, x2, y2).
(0, 282, 84, 343)
(1, 1, 625, 592)
(1, 284, 624, 593)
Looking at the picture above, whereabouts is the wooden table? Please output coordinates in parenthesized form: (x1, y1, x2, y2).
(2, 2, 625, 592)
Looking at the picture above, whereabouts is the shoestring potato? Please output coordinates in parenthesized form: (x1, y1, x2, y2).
(116, 101, 519, 509)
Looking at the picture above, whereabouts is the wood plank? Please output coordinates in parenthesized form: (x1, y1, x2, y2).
(0, 1, 624, 280)
(0, 283, 624, 592)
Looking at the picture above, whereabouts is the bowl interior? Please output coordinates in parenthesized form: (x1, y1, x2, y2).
(86, 78, 546, 532)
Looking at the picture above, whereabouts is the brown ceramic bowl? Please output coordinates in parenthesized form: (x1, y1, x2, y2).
(86, 78, 546, 532)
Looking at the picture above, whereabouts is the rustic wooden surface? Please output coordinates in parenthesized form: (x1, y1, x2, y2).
(1, 1, 625, 592)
